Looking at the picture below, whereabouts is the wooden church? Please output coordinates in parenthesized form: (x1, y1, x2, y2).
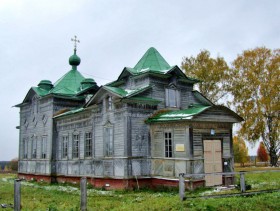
(16, 42, 242, 189)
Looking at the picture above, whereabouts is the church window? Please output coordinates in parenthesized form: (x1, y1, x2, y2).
(41, 136, 47, 159)
(32, 136, 37, 159)
(107, 96, 113, 111)
(164, 132, 173, 158)
(85, 132, 92, 157)
(165, 87, 180, 108)
(62, 136, 68, 159)
(104, 127, 113, 157)
(73, 134, 80, 158)
(32, 96, 39, 114)
(23, 138, 28, 159)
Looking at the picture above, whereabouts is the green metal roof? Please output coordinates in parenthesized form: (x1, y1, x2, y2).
(115, 48, 199, 84)
(103, 85, 151, 98)
(50, 69, 85, 95)
(134, 47, 171, 72)
(146, 105, 211, 123)
(53, 107, 85, 118)
(32, 87, 50, 97)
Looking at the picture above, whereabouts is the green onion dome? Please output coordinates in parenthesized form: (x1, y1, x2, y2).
(69, 51, 81, 67)
(38, 80, 53, 90)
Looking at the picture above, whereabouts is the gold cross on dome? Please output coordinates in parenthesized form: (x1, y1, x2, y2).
(71, 35, 80, 51)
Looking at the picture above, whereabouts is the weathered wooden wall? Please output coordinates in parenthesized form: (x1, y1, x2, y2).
(150, 122, 234, 178)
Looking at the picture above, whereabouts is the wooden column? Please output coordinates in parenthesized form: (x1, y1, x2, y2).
(240, 171, 246, 192)
(14, 179, 21, 211)
(179, 173, 186, 201)
(80, 177, 87, 211)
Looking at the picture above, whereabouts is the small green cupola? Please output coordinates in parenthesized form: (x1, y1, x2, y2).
(38, 80, 53, 91)
(81, 78, 97, 89)
(69, 50, 81, 70)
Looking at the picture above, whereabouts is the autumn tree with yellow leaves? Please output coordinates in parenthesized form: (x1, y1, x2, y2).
(228, 47, 280, 166)
(233, 136, 249, 166)
(181, 50, 229, 104)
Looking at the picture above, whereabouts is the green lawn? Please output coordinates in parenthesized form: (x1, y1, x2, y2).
(1, 168, 280, 211)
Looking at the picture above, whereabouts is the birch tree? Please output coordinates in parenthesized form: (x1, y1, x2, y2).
(229, 47, 280, 166)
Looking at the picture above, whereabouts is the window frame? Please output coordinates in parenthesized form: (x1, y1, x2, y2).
(72, 133, 80, 159)
(23, 138, 28, 159)
(85, 132, 93, 158)
(32, 136, 37, 159)
(164, 131, 173, 158)
(62, 136, 69, 159)
(41, 136, 47, 159)
(104, 125, 114, 157)
(107, 96, 113, 111)
(165, 86, 180, 108)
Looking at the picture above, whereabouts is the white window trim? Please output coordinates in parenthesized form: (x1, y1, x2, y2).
(72, 133, 80, 159)
(85, 132, 93, 158)
(164, 131, 173, 158)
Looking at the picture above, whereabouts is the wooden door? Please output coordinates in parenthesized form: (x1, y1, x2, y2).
(204, 140, 222, 186)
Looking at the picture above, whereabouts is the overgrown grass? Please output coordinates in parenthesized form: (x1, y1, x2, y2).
(1, 168, 280, 210)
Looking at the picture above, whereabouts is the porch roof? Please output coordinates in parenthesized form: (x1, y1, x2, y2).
(146, 105, 210, 123)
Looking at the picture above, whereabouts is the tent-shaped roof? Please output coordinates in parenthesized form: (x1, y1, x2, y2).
(50, 69, 85, 96)
(134, 47, 171, 72)
(116, 47, 200, 84)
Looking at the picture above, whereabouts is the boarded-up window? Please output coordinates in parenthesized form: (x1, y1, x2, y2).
(165, 132, 173, 157)
(85, 132, 92, 157)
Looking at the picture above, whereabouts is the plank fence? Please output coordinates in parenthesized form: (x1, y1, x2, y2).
(13, 177, 88, 211)
(179, 170, 280, 201)
(11, 170, 280, 209)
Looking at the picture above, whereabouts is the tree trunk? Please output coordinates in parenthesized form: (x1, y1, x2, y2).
(267, 116, 279, 167)
(269, 150, 278, 167)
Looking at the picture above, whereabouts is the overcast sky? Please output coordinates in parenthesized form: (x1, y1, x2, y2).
(1, 0, 279, 160)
